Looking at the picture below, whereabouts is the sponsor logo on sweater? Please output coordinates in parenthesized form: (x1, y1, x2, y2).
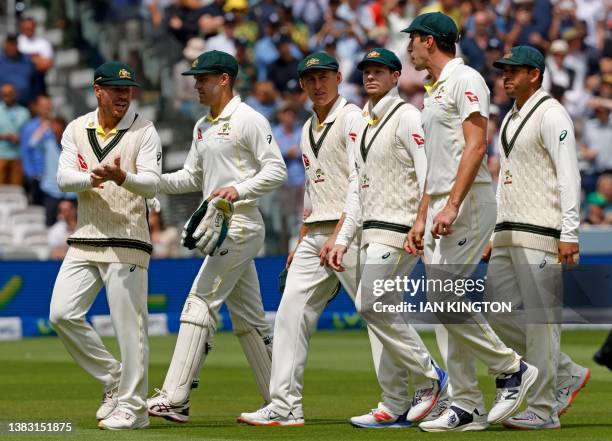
(465, 91, 479, 103)
(302, 153, 310, 169)
(412, 133, 425, 146)
(77, 153, 88, 170)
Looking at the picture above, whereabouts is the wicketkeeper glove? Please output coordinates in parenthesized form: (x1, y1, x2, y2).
(182, 197, 233, 255)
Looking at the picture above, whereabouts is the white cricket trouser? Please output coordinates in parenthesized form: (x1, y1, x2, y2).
(49, 256, 148, 416)
(268, 233, 411, 417)
(487, 245, 580, 418)
(357, 243, 439, 410)
(162, 206, 271, 401)
(425, 184, 521, 413)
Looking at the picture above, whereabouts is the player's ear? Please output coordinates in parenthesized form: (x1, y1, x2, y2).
(336, 71, 342, 84)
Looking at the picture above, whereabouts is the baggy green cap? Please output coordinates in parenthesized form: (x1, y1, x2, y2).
(93, 62, 140, 87)
(356, 48, 402, 72)
(401, 12, 458, 44)
(297, 52, 339, 76)
(493, 45, 545, 72)
(182, 50, 239, 77)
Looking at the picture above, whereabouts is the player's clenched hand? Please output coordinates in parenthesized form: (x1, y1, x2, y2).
(90, 173, 105, 188)
(319, 236, 336, 267)
(559, 241, 579, 265)
(328, 244, 347, 272)
(481, 241, 493, 262)
(431, 204, 458, 238)
(92, 156, 126, 185)
(405, 219, 425, 255)
(210, 186, 239, 202)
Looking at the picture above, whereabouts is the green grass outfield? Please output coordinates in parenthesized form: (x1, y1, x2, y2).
(1, 330, 610, 441)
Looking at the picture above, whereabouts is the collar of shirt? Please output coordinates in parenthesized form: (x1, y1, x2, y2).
(424, 57, 464, 95)
(312, 95, 347, 128)
(363, 87, 400, 125)
(509, 87, 548, 120)
(206, 95, 241, 122)
(86, 106, 136, 139)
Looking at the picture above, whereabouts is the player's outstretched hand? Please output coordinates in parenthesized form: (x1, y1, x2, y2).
(210, 186, 239, 202)
(481, 241, 492, 262)
(559, 241, 580, 265)
(431, 204, 458, 238)
(328, 244, 347, 272)
(319, 236, 336, 267)
(405, 219, 425, 255)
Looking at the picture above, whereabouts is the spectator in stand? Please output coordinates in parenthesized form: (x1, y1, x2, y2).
(48, 199, 77, 260)
(245, 80, 280, 120)
(17, 17, 54, 97)
(0, 83, 30, 186)
(336, 0, 375, 34)
(173, 37, 206, 122)
(504, 0, 552, 51)
(163, 0, 207, 46)
(235, 37, 258, 98)
(199, 0, 226, 38)
(272, 102, 304, 250)
(584, 174, 612, 225)
(249, 0, 281, 30)
(149, 209, 180, 258)
(145, 0, 176, 29)
(291, 0, 328, 34)
(267, 33, 300, 94)
(254, 13, 282, 81)
(481, 37, 504, 91)
(548, 0, 582, 42)
(282, 79, 310, 125)
(29, 117, 74, 226)
(20, 94, 53, 205)
(278, 4, 310, 55)
(420, 0, 463, 30)
(580, 99, 612, 192)
(0, 34, 36, 106)
(460, 10, 494, 73)
(206, 12, 238, 56)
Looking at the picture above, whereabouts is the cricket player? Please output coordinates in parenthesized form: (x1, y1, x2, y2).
(483, 46, 589, 429)
(238, 52, 415, 427)
(147, 50, 287, 422)
(49, 62, 162, 430)
(328, 48, 448, 428)
(402, 13, 538, 431)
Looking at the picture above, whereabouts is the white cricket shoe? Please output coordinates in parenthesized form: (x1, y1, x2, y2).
(98, 408, 149, 430)
(237, 405, 304, 426)
(488, 360, 538, 424)
(419, 405, 488, 432)
(421, 393, 450, 422)
(96, 385, 118, 421)
(555, 366, 590, 416)
(147, 388, 190, 423)
(407, 364, 448, 422)
(350, 405, 411, 428)
(502, 410, 561, 430)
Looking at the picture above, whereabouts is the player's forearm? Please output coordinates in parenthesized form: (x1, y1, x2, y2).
(415, 189, 430, 224)
(448, 141, 486, 209)
(122, 171, 160, 198)
(159, 169, 201, 194)
(57, 168, 93, 192)
(234, 159, 288, 200)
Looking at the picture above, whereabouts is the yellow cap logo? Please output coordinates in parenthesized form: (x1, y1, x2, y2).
(503, 51, 513, 59)
(306, 57, 320, 67)
(118, 68, 131, 79)
(192, 59, 198, 68)
(367, 50, 380, 58)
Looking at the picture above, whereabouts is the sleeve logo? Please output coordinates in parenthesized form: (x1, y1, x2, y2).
(464, 91, 479, 103)
(77, 153, 88, 170)
(266, 134, 272, 144)
(302, 153, 310, 169)
(197, 128, 203, 141)
(349, 132, 357, 142)
(156, 151, 162, 164)
(559, 130, 567, 141)
(411, 133, 425, 146)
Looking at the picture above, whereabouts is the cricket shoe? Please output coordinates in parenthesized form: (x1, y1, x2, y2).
(555, 366, 590, 416)
(419, 405, 488, 432)
(147, 388, 190, 423)
(488, 360, 538, 424)
(96, 385, 118, 421)
(502, 410, 560, 430)
(237, 405, 304, 426)
(407, 364, 449, 422)
(350, 405, 412, 428)
(421, 393, 450, 422)
(98, 408, 149, 430)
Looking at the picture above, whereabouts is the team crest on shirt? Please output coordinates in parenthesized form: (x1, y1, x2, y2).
(314, 168, 325, 183)
(503, 169, 513, 185)
(217, 122, 231, 137)
(302, 153, 310, 169)
(361, 174, 370, 189)
(77, 153, 88, 170)
(434, 85, 446, 101)
(412, 133, 425, 146)
(464, 91, 479, 103)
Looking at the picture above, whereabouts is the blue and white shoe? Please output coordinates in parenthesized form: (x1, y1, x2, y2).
(407, 363, 449, 422)
(419, 405, 488, 432)
(502, 410, 560, 430)
(350, 405, 412, 428)
(488, 360, 538, 424)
